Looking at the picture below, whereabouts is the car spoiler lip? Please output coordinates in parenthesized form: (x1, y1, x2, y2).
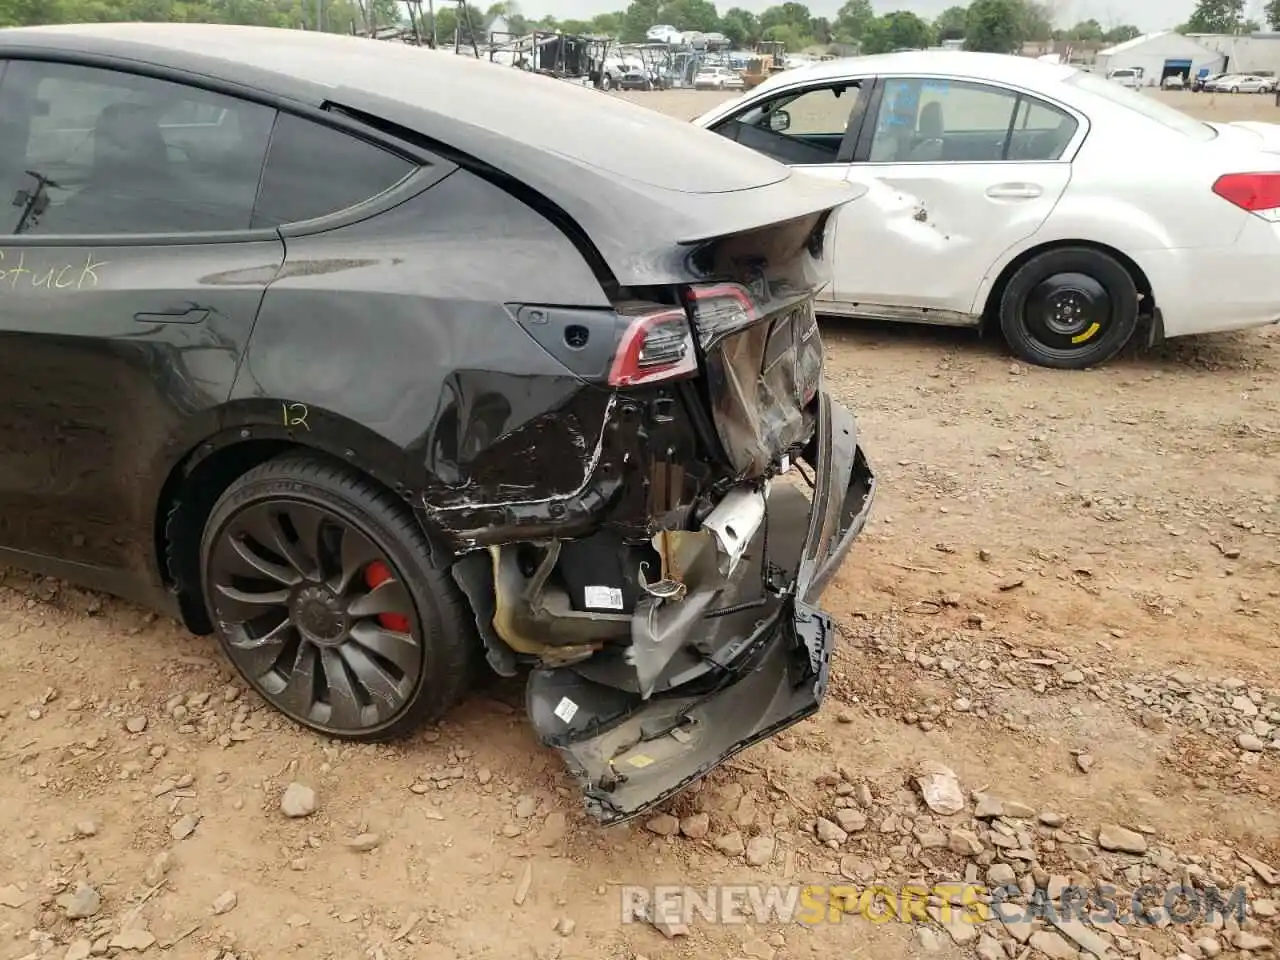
(527, 392, 876, 824)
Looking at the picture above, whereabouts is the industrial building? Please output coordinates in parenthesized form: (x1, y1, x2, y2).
(1185, 31, 1280, 76)
(1094, 31, 1224, 86)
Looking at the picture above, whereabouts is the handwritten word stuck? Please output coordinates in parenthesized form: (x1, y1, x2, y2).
(0, 251, 109, 291)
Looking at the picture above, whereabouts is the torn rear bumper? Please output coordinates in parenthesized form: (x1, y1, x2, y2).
(527, 392, 875, 824)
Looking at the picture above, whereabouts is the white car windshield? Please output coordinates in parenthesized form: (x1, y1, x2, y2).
(1065, 70, 1216, 141)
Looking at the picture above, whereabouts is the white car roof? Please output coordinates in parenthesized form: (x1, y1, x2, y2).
(746, 50, 1078, 96)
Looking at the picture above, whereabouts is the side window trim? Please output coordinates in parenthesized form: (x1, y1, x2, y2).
(850, 76, 882, 163)
(274, 162, 451, 239)
(836, 77, 877, 163)
(0, 227, 282, 250)
(1001, 93, 1022, 161)
(852, 74, 1088, 165)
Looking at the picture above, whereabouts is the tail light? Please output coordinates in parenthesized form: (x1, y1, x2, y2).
(1212, 172, 1280, 218)
(684, 283, 759, 345)
(607, 307, 698, 386)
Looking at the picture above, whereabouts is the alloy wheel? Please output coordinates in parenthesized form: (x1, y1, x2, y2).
(205, 499, 423, 734)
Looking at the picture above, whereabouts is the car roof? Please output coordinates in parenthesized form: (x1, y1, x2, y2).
(747, 49, 1078, 95)
(0, 22, 861, 287)
(0, 22, 782, 195)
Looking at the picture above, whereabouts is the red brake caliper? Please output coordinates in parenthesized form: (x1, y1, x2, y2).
(363, 561, 411, 633)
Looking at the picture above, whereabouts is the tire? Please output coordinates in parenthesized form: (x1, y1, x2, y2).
(199, 453, 477, 741)
(601, 74, 612, 91)
(997, 246, 1139, 370)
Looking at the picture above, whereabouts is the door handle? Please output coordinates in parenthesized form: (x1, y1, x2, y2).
(134, 308, 210, 324)
(986, 183, 1043, 200)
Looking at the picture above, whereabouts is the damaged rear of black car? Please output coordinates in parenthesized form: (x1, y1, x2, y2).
(0, 25, 876, 825)
(453, 229, 878, 822)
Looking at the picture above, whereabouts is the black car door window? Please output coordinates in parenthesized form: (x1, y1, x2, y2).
(0, 59, 275, 236)
(709, 82, 863, 165)
(250, 112, 417, 228)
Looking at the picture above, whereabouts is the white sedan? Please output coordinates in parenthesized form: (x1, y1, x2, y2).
(693, 51, 1280, 368)
(694, 66, 745, 90)
(1221, 74, 1277, 93)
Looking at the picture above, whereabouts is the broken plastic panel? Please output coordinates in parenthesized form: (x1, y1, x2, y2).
(691, 284, 825, 479)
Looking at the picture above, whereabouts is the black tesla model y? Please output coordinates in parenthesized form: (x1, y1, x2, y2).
(0, 23, 875, 823)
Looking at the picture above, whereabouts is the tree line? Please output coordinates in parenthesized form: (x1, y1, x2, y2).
(467, 0, 1143, 55)
(0, 0, 1151, 53)
(0, 0, 401, 33)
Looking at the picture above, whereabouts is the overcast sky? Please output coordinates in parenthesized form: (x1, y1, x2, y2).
(521, 0, 1269, 34)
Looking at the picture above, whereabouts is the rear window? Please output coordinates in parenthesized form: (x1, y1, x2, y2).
(251, 112, 415, 227)
(1065, 70, 1216, 141)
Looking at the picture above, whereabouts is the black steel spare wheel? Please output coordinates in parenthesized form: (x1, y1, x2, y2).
(200, 454, 476, 740)
(998, 246, 1139, 369)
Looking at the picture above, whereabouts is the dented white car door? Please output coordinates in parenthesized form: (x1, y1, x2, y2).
(833, 75, 1078, 321)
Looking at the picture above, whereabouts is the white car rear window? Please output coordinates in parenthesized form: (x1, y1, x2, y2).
(1066, 71, 1216, 141)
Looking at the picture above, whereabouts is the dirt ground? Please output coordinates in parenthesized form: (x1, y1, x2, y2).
(1, 87, 1278, 960)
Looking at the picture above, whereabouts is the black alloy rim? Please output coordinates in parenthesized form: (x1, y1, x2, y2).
(1021, 271, 1111, 357)
(206, 500, 423, 733)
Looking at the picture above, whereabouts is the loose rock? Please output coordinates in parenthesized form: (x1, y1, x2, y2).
(680, 813, 710, 839)
(745, 835, 775, 867)
(108, 929, 155, 951)
(1239, 733, 1267, 752)
(211, 890, 237, 915)
(948, 828, 983, 856)
(143, 850, 173, 886)
(1234, 932, 1273, 952)
(644, 814, 679, 837)
(1098, 823, 1147, 854)
(914, 761, 965, 815)
(834, 809, 866, 833)
(169, 813, 199, 840)
(345, 833, 382, 852)
(1196, 937, 1224, 957)
(1028, 930, 1079, 960)
(58, 882, 100, 920)
(280, 782, 317, 818)
(815, 818, 848, 845)
(714, 831, 746, 857)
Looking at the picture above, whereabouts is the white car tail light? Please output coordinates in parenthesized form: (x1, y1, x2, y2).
(1212, 172, 1280, 220)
